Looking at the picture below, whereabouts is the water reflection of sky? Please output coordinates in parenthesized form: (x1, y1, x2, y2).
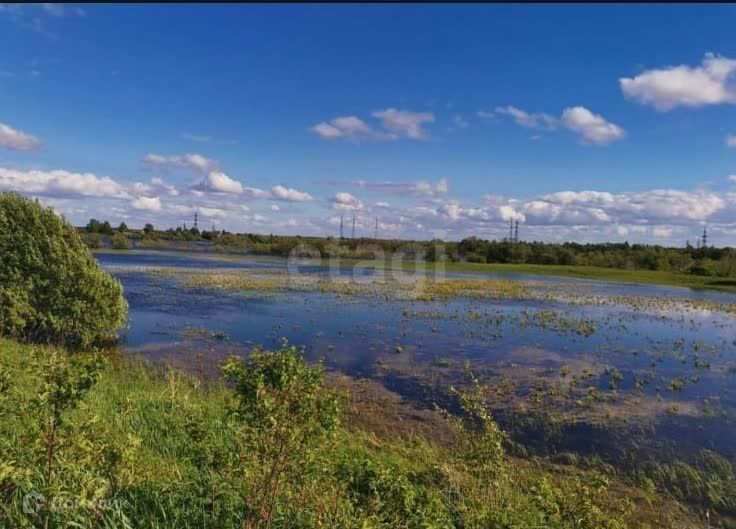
(97, 250, 736, 456)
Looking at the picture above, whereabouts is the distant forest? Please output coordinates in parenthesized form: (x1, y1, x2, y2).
(80, 218, 736, 278)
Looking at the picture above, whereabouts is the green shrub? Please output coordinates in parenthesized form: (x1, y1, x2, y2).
(81, 232, 101, 249)
(111, 233, 130, 250)
(0, 193, 128, 348)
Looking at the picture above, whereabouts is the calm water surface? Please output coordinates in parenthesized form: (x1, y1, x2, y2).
(96, 250, 736, 460)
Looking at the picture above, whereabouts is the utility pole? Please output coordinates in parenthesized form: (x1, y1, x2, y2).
(374, 217, 378, 239)
(351, 214, 356, 239)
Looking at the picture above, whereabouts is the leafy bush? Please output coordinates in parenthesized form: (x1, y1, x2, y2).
(221, 343, 340, 527)
(81, 232, 101, 249)
(0, 193, 128, 348)
(111, 233, 130, 250)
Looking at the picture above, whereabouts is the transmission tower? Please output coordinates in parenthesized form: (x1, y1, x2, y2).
(508, 218, 513, 242)
(339, 215, 344, 239)
(514, 220, 519, 243)
(702, 225, 708, 248)
(193, 211, 198, 230)
(374, 217, 378, 239)
(351, 214, 356, 239)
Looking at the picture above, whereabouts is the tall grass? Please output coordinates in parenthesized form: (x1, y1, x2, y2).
(0, 338, 718, 528)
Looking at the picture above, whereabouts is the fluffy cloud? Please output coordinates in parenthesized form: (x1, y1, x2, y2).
(0, 167, 127, 198)
(331, 192, 363, 211)
(130, 196, 162, 212)
(729, 174, 736, 183)
(494, 106, 557, 129)
(493, 106, 625, 145)
(311, 108, 435, 142)
(131, 177, 179, 197)
(726, 134, 736, 148)
(310, 116, 374, 141)
(0, 122, 41, 150)
(561, 106, 625, 145)
(620, 53, 736, 110)
(199, 171, 243, 194)
(271, 184, 313, 202)
(371, 108, 435, 140)
(143, 153, 218, 174)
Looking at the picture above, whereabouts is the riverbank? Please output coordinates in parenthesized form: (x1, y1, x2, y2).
(0, 337, 711, 528)
(361, 260, 736, 293)
(93, 248, 736, 293)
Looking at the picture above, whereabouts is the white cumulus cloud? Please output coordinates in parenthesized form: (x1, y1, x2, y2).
(0, 167, 127, 198)
(620, 53, 736, 111)
(331, 192, 363, 211)
(309, 116, 374, 141)
(0, 122, 41, 150)
(200, 171, 243, 194)
(271, 184, 313, 202)
(130, 196, 162, 212)
(371, 108, 435, 140)
(561, 106, 626, 145)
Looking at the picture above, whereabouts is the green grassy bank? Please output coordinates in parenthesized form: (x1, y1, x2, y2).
(0, 337, 724, 528)
(365, 260, 736, 293)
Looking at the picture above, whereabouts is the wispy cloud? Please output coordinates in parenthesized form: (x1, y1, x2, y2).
(0, 121, 41, 150)
(310, 108, 435, 142)
(493, 105, 625, 146)
(494, 106, 558, 130)
(181, 133, 211, 143)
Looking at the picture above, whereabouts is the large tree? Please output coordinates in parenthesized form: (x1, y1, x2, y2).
(0, 193, 128, 348)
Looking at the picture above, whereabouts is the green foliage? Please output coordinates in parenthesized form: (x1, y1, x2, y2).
(111, 233, 130, 250)
(220, 343, 340, 527)
(0, 193, 128, 348)
(639, 450, 736, 514)
(81, 232, 102, 249)
(446, 368, 506, 482)
(0, 338, 704, 528)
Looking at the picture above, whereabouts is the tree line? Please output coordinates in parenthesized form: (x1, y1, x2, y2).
(79, 218, 736, 277)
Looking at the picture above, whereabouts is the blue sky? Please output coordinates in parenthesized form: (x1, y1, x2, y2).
(1, 3, 736, 244)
